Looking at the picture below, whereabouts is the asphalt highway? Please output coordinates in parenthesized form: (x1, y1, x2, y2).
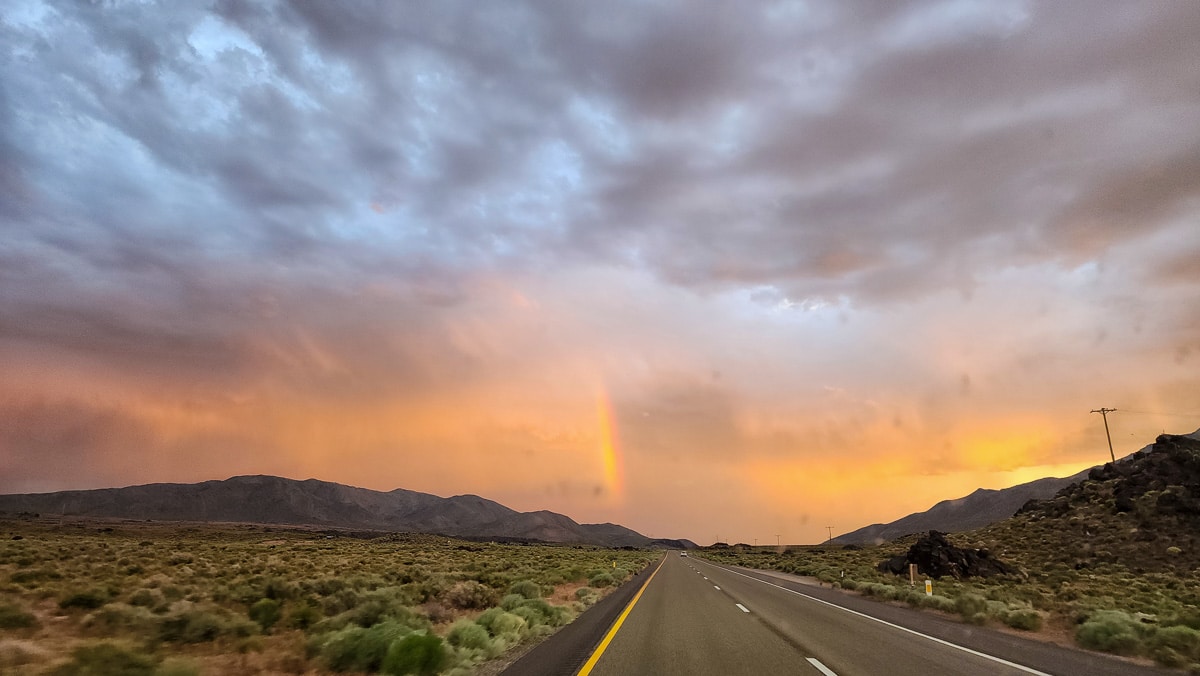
(558, 553, 1172, 676)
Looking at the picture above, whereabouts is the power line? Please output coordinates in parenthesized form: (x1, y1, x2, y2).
(1116, 409, 1200, 418)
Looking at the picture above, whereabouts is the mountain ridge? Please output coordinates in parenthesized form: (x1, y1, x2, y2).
(833, 467, 1095, 545)
(0, 474, 696, 549)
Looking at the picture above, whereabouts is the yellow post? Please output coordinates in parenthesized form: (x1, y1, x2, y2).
(925, 579, 933, 596)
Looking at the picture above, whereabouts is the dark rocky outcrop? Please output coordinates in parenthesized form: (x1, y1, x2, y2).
(878, 530, 1016, 579)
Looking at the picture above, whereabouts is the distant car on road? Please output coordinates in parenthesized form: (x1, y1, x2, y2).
(679, 551, 687, 557)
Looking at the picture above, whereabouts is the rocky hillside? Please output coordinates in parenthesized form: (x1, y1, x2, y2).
(0, 475, 683, 548)
(834, 468, 1092, 545)
(994, 432, 1200, 573)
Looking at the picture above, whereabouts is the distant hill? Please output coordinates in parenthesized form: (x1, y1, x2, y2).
(833, 467, 1094, 545)
(0, 475, 696, 549)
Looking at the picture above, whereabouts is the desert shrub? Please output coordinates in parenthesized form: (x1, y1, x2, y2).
(955, 593, 987, 619)
(447, 619, 491, 651)
(287, 601, 323, 630)
(322, 589, 360, 616)
(157, 608, 255, 644)
(60, 588, 111, 610)
(319, 620, 410, 672)
(574, 587, 598, 606)
(1150, 625, 1200, 666)
(155, 657, 202, 676)
(1003, 609, 1044, 631)
(128, 588, 163, 609)
(925, 594, 959, 613)
(50, 642, 157, 676)
(1076, 610, 1144, 655)
(262, 577, 296, 600)
(445, 581, 497, 610)
(491, 611, 527, 639)
(381, 632, 446, 676)
(475, 607, 526, 640)
(508, 580, 543, 599)
(0, 601, 37, 629)
(499, 594, 525, 611)
(589, 572, 615, 588)
(84, 603, 157, 635)
(249, 598, 281, 632)
(10, 568, 61, 586)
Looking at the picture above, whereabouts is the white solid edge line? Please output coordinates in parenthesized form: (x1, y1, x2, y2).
(736, 603, 750, 613)
(806, 657, 838, 676)
(714, 586, 721, 590)
(695, 559, 1051, 676)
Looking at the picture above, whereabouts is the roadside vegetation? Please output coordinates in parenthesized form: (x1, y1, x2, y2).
(0, 517, 656, 675)
(700, 529, 1200, 671)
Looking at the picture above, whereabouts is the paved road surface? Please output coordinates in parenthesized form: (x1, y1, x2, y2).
(566, 553, 1170, 676)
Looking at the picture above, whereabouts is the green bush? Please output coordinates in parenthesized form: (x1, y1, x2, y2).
(382, 632, 446, 676)
(508, 580, 543, 599)
(286, 602, 323, 630)
(155, 657, 202, 676)
(955, 593, 987, 619)
(60, 589, 109, 610)
(447, 619, 491, 650)
(476, 608, 526, 639)
(128, 588, 163, 608)
(1076, 610, 1143, 655)
(1003, 609, 1043, 631)
(157, 608, 254, 644)
(589, 572, 615, 588)
(50, 642, 157, 676)
(0, 601, 37, 629)
(249, 598, 281, 632)
(1150, 625, 1200, 666)
(319, 620, 409, 672)
(445, 581, 497, 610)
(84, 603, 157, 635)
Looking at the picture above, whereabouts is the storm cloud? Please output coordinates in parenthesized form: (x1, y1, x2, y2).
(2, 0, 1198, 542)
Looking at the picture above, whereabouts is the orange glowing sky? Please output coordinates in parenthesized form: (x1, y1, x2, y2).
(2, 1, 1200, 543)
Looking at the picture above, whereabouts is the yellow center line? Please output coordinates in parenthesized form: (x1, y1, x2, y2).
(576, 554, 668, 675)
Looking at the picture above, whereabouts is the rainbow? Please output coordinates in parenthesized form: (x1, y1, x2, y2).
(596, 388, 625, 500)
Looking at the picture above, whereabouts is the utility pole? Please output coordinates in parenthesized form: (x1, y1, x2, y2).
(754, 538, 757, 547)
(1091, 408, 1118, 463)
(826, 526, 833, 543)
(775, 534, 780, 547)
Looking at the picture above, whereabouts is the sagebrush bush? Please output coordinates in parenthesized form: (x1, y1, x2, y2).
(249, 598, 281, 632)
(955, 593, 987, 619)
(1076, 610, 1143, 655)
(319, 620, 409, 672)
(508, 580, 543, 599)
(1150, 625, 1200, 665)
(0, 601, 37, 629)
(589, 572, 615, 588)
(60, 589, 109, 610)
(49, 642, 157, 676)
(1003, 609, 1043, 631)
(382, 632, 445, 676)
(447, 619, 491, 651)
(445, 581, 497, 610)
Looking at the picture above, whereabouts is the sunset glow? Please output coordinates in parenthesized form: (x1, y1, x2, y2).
(2, 1, 1199, 545)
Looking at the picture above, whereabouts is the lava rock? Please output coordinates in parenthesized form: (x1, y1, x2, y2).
(878, 530, 1016, 579)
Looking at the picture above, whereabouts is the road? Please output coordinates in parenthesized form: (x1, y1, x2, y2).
(552, 553, 1172, 676)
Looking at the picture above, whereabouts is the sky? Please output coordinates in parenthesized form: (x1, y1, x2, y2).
(2, 1, 1199, 545)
